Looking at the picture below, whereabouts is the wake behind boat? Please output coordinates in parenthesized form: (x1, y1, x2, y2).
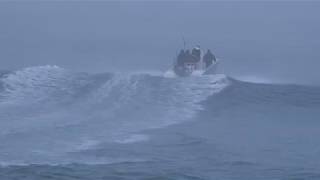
(171, 45, 219, 77)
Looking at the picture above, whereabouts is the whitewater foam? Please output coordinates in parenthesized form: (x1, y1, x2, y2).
(0, 65, 68, 104)
(0, 66, 229, 165)
(1, 68, 319, 179)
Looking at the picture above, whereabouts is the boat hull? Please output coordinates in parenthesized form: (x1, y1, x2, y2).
(173, 61, 219, 77)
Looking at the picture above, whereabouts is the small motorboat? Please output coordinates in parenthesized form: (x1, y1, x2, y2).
(171, 46, 219, 77)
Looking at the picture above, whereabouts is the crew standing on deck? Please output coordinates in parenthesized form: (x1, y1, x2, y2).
(203, 49, 216, 68)
(191, 45, 201, 62)
(177, 49, 185, 66)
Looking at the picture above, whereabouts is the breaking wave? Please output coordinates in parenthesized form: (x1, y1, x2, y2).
(2, 66, 319, 167)
(0, 66, 229, 165)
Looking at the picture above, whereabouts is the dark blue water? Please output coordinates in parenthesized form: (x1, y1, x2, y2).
(0, 66, 320, 180)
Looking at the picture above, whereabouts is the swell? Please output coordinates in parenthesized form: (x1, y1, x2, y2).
(0, 66, 229, 165)
(2, 65, 319, 166)
(205, 78, 320, 109)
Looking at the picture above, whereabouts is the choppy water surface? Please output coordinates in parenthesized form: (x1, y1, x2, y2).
(0, 66, 320, 180)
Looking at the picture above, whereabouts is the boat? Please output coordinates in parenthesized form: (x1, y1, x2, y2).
(171, 46, 219, 77)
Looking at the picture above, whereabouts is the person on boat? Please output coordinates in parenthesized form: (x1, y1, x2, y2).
(185, 49, 190, 55)
(191, 45, 201, 62)
(203, 49, 216, 68)
(177, 49, 185, 66)
(185, 49, 197, 63)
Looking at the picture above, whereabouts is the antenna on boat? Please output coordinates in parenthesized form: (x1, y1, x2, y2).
(182, 36, 186, 50)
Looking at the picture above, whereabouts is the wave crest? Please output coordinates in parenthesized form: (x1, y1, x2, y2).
(0, 66, 229, 165)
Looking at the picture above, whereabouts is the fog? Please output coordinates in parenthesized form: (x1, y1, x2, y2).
(0, 1, 319, 85)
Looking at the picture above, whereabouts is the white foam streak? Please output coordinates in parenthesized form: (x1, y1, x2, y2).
(0, 67, 230, 165)
(0, 65, 67, 104)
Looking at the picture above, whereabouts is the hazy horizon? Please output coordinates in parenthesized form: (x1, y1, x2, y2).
(1, 1, 319, 85)
(1, 2, 320, 180)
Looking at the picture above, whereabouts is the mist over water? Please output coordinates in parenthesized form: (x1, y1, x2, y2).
(1, 1, 320, 180)
(1, 1, 320, 85)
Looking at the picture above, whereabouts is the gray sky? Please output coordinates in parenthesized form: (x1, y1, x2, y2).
(0, 1, 319, 85)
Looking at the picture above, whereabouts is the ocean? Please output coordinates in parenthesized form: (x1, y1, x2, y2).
(0, 66, 320, 180)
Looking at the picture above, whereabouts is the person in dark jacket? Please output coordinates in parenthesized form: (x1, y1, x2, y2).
(177, 49, 185, 66)
(203, 49, 216, 68)
(191, 46, 201, 62)
(185, 49, 197, 63)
